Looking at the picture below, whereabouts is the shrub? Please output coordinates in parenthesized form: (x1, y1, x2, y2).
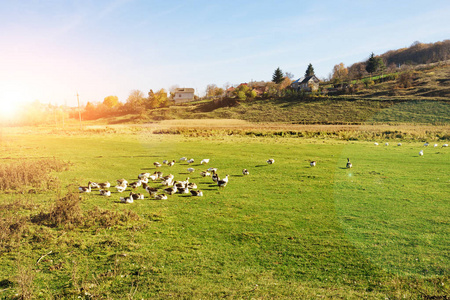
(31, 191, 83, 229)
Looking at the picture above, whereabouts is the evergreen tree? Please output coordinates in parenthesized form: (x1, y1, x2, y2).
(305, 63, 315, 77)
(365, 52, 379, 74)
(272, 67, 284, 84)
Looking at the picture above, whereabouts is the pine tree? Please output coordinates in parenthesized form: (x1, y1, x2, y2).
(305, 63, 315, 77)
(365, 53, 377, 74)
(272, 67, 284, 84)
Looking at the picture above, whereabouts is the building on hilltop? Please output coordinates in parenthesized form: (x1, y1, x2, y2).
(291, 75, 321, 92)
(174, 88, 195, 103)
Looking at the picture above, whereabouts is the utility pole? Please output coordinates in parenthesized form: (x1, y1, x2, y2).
(77, 92, 82, 130)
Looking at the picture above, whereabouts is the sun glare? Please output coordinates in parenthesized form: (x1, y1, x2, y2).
(0, 88, 28, 121)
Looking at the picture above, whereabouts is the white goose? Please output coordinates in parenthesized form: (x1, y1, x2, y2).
(187, 158, 195, 164)
(97, 181, 111, 189)
(267, 159, 275, 164)
(115, 183, 127, 193)
(187, 167, 195, 173)
(201, 159, 210, 164)
(99, 189, 111, 197)
(217, 176, 228, 188)
(190, 190, 203, 197)
(120, 195, 134, 204)
(419, 150, 424, 156)
(200, 171, 211, 177)
(346, 158, 352, 168)
(154, 194, 168, 200)
(310, 161, 316, 167)
(78, 182, 92, 193)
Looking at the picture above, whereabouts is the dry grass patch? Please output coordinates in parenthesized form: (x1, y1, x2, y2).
(0, 158, 70, 193)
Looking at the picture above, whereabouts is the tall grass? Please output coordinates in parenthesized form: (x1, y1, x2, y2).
(0, 158, 70, 193)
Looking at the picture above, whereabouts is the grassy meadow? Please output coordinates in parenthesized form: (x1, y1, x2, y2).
(0, 126, 449, 299)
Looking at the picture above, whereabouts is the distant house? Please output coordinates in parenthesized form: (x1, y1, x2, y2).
(174, 88, 195, 103)
(291, 75, 321, 92)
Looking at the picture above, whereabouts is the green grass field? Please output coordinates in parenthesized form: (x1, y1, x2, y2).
(0, 128, 449, 299)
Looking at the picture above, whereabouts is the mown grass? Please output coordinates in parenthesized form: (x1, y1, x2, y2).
(0, 129, 448, 299)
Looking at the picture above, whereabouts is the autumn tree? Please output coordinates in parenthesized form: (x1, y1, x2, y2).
(103, 95, 119, 108)
(124, 90, 146, 113)
(332, 63, 349, 84)
(206, 84, 224, 98)
(148, 88, 169, 108)
(272, 67, 284, 84)
(305, 63, 315, 76)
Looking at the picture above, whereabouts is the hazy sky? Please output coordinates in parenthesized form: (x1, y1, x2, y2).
(0, 0, 449, 107)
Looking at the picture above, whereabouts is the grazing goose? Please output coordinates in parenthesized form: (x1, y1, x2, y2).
(310, 161, 316, 167)
(161, 174, 174, 180)
(149, 173, 159, 181)
(120, 196, 134, 204)
(174, 178, 189, 188)
(130, 192, 145, 200)
(374, 142, 379, 146)
(97, 181, 111, 189)
(154, 162, 162, 168)
(115, 183, 128, 193)
(419, 150, 424, 156)
(164, 186, 178, 195)
(179, 157, 187, 162)
(200, 171, 211, 177)
(211, 171, 219, 183)
(346, 158, 352, 168)
(217, 177, 228, 188)
(267, 159, 275, 164)
(397, 143, 402, 146)
(129, 180, 142, 189)
(442, 144, 448, 147)
(78, 182, 92, 193)
(187, 158, 195, 164)
(178, 186, 190, 194)
(154, 194, 168, 200)
(99, 189, 111, 197)
(161, 177, 173, 186)
(384, 142, 389, 146)
(207, 167, 218, 173)
(89, 181, 99, 189)
(145, 186, 158, 196)
(242, 169, 250, 175)
(187, 167, 195, 173)
(187, 182, 197, 189)
(424, 142, 429, 147)
(116, 179, 128, 186)
(138, 173, 150, 179)
(162, 160, 169, 165)
(168, 160, 175, 167)
(190, 190, 203, 197)
(434, 143, 438, 147)
(201, 159, 210, 164)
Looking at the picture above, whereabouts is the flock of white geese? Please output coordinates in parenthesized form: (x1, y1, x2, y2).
(78, 157, 247, 203)
(78, 141, 448, 203)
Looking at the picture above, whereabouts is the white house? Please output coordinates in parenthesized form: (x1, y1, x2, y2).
(291, 75, 321, 92)
(174, 88, 195, 103)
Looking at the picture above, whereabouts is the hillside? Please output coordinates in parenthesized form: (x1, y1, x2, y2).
(105, 63, 450, 126)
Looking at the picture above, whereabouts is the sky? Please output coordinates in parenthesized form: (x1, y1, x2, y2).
(0, 0, 449, 110)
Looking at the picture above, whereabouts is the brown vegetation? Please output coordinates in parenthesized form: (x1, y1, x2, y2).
(0, 158, 70, 193)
